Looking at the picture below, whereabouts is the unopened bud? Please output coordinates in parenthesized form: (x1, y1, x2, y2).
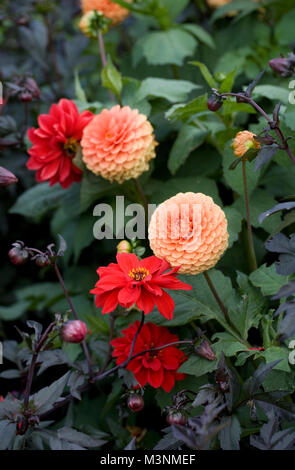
(62, 320, 87, 343)
(166, 411, 187, 426)
(127, 394, 144, 413)
(117, 240, 132, 254)
(0, 166, 18, 186)
(8, 244, 29, 265)
(195, 339, 216, 361)
(35, 254, 50, 267)
(207, 94, 223, 112)
(269, 56, 295, 78)
(0, 396, 4, 402)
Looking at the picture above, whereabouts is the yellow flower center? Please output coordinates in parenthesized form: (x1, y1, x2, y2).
(64, 138, 79, 157)
(244, 139, 256, 151)
(129, 267, 149, 281)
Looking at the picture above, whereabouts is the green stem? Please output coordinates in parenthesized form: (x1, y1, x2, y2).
(242, 160, 258, 273)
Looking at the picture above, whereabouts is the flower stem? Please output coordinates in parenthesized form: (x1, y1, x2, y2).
(134, 178, 149, 223)
(216, 91, 295, 165)
(54, 262, 93, 377)
(97, 31, 115, 102)
(242, 160, 258, 272)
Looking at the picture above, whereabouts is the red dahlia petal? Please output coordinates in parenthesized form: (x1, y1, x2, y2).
(154, 290, 175, 320)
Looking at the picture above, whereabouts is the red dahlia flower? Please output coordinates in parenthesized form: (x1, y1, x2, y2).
(111, 321, 186, 392)
(27, 99, 93, 188)
(90, 253, 192, 320)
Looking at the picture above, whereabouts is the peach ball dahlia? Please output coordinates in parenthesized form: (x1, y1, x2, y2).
(233, 131, 260, 158)
(81, 0, 131, 25)
(81, 105, 157, 184)
(148, 192, 229, 275)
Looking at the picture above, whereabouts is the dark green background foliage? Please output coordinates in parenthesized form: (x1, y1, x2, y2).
(1, 0, 295, 450)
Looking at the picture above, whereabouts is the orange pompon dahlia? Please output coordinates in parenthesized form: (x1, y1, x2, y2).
(233, 131, 260, 158)
(81, 105, 157, 183)
(148, 192, 229, 275)
(81, 0, 132, 25)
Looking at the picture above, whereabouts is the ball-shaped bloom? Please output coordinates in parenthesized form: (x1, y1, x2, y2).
(148, 192, 229, 275)
(111, 321, 186, 392)
(81, 0, 131, 25)
(62, 320, 88, 343)
(233, 131, 260, 158)
(27, 99, 93, 188)
(81, 105, 157, 183)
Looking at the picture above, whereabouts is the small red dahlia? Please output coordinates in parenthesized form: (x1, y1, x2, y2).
(27, 99, 93, 188)
(90, 253, 192, 320)
(111, 321, 186, 392)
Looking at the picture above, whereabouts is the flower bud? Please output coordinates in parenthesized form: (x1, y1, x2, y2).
(0, 396, 4, 402)
(127, 394, 144, 412)
(117, 240, 132, 254)
(195, 339, 216, 361)
(269, 57, 295, 78)
(62, 320, 87, 343)
(35, 254, 50, 267)
(166, 411, 187, 426)
(0, 166, 18, 186)
(8, 245, 29, 265)
(207, 94, 223, 112)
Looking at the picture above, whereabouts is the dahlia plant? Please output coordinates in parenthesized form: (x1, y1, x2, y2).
(1, 0, 295, 454)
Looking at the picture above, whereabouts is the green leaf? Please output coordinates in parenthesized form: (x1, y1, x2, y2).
(190, 61, 217, 89)
(232, 188, 282, 234)
(57, 427, 107, 448)
(80, 171, 119, 211)
(212, 332, 247, 357)
(168, 126, 208, 174)
(9, 183, 73, 219)
(149, 176, 221, 206)
(229, 272, 265, 340)
(249, 264, 289, 296)
(136, 78, 200, 104)
(136, 29, 197, 66)
(219, 68, 236, 94)
(182, 23, 215, 49)
(275, 8, 295, 45)
(260, 347, 290, 373)
(211, 0, 261, 23)
(219, 415, 241, 450)
(222, 101, 256, 115)
(223, 207, 243, 248)
(0, 301, 29, 321)
(147, 270, 240, 339)
(0, 420, 17, 450)
(101, 55, 122, 99)
(253, 85, 290, 105)
(165, 94, 208, 122)
(179, 348, 220, 376)
(74, 69, 87, 103)
(243, 360, 282, 397)
(73, 214, 94, 262)
(31, 372, 70, 414)
(222, 144, 260, 196)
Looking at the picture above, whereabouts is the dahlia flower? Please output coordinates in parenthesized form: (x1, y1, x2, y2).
(27, 99, 93, 188)
(207, 0, 232, 7)
(111, 321, 186, 392)
(233, 131, 260, 158)
(148, 192, 229, 275)
(81, 105, 157, 183)
(90, 253, 192, 320)
(81, 0, 132, 25)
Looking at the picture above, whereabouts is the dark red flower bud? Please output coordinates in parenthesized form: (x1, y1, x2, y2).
(19, 91, 33, 102)
(269, 57, 295, 78)
(62, 320, 87, 343)
(166, 411, 187, 426)
(25, 78, 40, 100)
(0, 166, 18, 186)
(8, 246, 29, 265)
(195, 339, 216, 361)
(207, 94, 223, 112)
(0, 396, 4, 402)
(35, 254, 50, 267)
(127, 394, 144, 413)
